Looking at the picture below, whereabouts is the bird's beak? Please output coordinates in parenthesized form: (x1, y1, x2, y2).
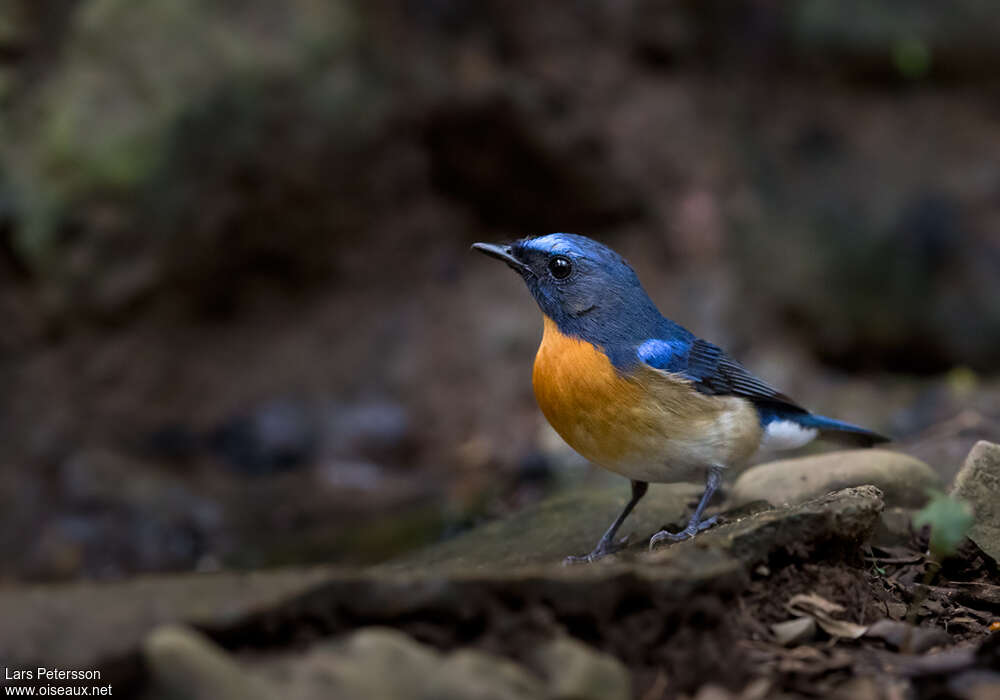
(471, 242, 533, 276)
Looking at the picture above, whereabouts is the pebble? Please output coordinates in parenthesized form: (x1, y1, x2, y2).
(731, 449, 939, 508)
(144, 625, 274, 700)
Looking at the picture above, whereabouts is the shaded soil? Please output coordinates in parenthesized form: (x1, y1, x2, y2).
(728, 539, 1000, 698)
(210, 538, 1000, 698)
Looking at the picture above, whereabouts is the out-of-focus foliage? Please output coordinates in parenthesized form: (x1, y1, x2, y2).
(913, 490, 974, 561)
(9, 0, 355, 227)
(2, 0, 362, 310)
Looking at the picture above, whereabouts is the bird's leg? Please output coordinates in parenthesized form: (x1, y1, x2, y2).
(564, 480, 648, 564)
(649, 465, 724, 550)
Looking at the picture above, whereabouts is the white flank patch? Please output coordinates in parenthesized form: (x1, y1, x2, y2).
(761, 420, 819, 451)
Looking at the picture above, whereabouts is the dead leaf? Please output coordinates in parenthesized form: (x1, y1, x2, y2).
(947, 616, 979, 625)
(813, 616, 870, 640)
(951, 607, 996, 623)
(787, 593, 846, 616)
(771, 616, 816, 646)
(786, 592, 868, 639)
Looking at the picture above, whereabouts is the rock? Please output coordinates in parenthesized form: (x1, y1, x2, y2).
(0, 566, 340, 672)
(264, 628, 630, 700)
(531, 636, 631, 700)
(950, 441, 1000, 563)
(872, 507, 915, 548)
(146, 625, 556, 700)
(731, 450, 938, 509)
(384, 482, 703, 571)
(265, 627, 547, 700)
(434, 648, 547, 700)
(653, 486, 885, 567)
(295, 628, 443, 700)
(144, 625, 275, 700)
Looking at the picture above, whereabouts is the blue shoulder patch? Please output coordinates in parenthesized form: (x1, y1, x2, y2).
(637, 338, 691, 373)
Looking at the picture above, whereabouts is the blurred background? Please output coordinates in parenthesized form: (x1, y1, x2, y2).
(1, 0, 999, 582)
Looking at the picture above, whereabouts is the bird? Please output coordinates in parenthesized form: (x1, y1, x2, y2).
(472, 233, 888, 563)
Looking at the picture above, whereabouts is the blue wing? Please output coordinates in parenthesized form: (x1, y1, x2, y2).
(638, 335, 887, 445)
(637, 337, 805, 410)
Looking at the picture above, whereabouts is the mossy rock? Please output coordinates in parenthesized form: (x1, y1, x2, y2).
(383, 483, 704, 571)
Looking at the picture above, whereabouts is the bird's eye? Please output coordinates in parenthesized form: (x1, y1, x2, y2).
(548, 255, 572, 279)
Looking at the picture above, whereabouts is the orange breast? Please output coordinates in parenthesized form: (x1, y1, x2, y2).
(532, 316, 649, 468)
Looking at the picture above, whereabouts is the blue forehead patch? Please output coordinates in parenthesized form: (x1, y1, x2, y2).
(518, 233, 631, 266)
(519, 233, 586, 256)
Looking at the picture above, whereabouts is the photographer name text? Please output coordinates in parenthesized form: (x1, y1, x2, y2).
(5, 669, 101, 681)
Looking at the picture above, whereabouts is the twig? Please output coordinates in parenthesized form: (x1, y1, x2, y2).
(863, 555, 924, 565)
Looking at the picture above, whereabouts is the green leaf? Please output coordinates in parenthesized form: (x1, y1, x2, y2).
(912, 491, 974, 561)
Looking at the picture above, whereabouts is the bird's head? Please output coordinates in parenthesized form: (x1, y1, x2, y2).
(472, 233, 659, 339)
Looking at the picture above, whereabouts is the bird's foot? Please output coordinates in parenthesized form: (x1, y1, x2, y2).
(563, 534, 630, 565)
(648, 515, 719, 551)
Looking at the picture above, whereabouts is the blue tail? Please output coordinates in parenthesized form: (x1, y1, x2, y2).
(788, 413, 889, 447)
(758, 405, 889, 448)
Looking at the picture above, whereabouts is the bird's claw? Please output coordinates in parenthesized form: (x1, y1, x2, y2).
(648, 515, 719, 551)
(563, 534, 630, 565)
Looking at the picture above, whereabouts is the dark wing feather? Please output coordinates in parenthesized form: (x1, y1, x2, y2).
(685, 339, 806, 411)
